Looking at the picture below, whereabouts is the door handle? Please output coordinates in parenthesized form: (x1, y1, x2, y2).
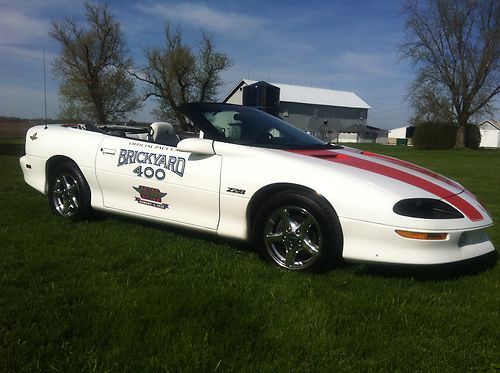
(101, 148, 116, 155)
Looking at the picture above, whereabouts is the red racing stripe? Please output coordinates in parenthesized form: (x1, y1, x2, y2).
(346, 148, 480, 202)
(289, 149, 483, 222)
(357, 151, 464, 191)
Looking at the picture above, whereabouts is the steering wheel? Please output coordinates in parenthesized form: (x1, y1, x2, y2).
(255, 132, 273, 144)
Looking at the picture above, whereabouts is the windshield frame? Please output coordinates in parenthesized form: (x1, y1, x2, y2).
(177, 102, 341, 150)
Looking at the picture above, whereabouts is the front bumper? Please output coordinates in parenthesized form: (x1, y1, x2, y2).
(340, 217, 495, 265)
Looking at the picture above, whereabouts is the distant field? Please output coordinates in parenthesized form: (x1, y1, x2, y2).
(0, 120, 38, 139)
(0, 144, 499, 372)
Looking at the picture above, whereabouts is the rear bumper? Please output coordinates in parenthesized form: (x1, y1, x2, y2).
(20, 155, 47, 194)
(340, 217, 495, 265)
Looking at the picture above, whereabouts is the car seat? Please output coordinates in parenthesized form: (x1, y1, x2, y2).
(148, 122, 179, 146)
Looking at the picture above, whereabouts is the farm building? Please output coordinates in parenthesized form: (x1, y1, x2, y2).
(223, 80, 387, 143)
(477, 119, 500, 148)
(388, 125, 415, 146)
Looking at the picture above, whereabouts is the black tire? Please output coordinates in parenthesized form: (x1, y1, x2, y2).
(48, 162, 91, 221)
(254, 190, 343, 271)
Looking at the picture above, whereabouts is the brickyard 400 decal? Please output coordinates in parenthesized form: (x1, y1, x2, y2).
(117, 148, 186, 181)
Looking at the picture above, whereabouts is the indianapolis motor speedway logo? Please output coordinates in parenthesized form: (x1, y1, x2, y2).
(133, 185, 169, 209)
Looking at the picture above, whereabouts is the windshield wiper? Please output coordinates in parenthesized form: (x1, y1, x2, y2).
(289, 143, 343, 150)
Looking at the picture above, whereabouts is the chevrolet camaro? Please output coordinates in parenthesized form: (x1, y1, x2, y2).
(20, 103, 495, 271)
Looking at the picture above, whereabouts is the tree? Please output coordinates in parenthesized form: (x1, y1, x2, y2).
(132, 25, 231, 130)
(401, 0, 499, 148)
(407, 78, 455, 125)
(50, 1, 142, 123)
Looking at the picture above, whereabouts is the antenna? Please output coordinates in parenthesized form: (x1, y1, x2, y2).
(43, 49, 47, 129)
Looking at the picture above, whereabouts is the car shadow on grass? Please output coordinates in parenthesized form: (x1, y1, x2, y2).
(93, 210, 255, 253)
(87, 211, 499, 279)
(353, 250, 498, 280)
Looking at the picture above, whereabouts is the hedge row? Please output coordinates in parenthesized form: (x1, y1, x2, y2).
(412, 121, 481, 149)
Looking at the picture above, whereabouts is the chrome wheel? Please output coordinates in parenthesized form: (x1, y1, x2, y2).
(51, 173, 80, 217)
(263, 205, 322, 270)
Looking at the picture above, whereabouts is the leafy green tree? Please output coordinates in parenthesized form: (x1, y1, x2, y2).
(401, 0, 499, 148)
(132, 25, 231, 130)
(50, 1, 142, 123)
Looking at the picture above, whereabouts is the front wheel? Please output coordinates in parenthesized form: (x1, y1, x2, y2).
(48, 162, 91, 221)
(254, 190, 343, 271)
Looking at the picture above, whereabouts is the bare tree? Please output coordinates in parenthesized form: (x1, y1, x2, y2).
(132, 25, 231, 130)
(401, 0, 499, 148)
(50, 1, 142, 124)
(407, 77, 455, 124)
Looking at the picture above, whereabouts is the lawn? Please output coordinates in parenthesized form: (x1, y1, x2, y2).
(0, 143, 499, 372)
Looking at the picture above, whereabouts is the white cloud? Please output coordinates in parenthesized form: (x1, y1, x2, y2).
(135, 2, 264, 33)
(0, 8, 50, 45)
(0, 85, 58, 118)
(0, 44, 56, 61)
(336, 52, 398, 77)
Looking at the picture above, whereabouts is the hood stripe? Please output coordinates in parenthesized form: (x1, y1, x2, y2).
(343, 148, 479, 202)
(350, 150, 464, 192)
(289, 149, 483, 222)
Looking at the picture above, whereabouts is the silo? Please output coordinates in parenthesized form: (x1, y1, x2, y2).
(242, 81, 280, 117)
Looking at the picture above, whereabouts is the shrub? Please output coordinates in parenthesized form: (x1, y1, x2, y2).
(412, 121, 457, 149)
(465, 124, 481, 149)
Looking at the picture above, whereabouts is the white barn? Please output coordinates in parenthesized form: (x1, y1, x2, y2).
(388, 126, 415, 146)
(223, 79, 389, 143)
(477, 119, 500, 148)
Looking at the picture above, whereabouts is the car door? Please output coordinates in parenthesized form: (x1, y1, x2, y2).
(95, 135, 222, 230)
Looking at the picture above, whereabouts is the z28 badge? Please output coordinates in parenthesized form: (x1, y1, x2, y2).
(227, 187, 246, 195)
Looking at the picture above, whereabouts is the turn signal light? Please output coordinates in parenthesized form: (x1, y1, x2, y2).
(395, 230, 448, 240)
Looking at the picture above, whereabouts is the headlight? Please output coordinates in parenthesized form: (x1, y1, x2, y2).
(393, 198, 464, 219)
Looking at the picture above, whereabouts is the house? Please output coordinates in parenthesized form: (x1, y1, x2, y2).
(223, 79, 388, 143)
(388, 125, 415, 146)
(477, 119, 500, 148)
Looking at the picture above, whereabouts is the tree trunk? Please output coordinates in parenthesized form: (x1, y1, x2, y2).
(454, 125, 466, 149)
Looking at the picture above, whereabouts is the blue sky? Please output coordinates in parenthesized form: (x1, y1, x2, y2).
(0, 0, 415, 129)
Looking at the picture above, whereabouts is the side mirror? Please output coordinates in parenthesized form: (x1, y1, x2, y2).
(177, 138, 215, 155)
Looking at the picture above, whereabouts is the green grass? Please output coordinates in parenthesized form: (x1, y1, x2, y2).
(1, 144, 499, 372)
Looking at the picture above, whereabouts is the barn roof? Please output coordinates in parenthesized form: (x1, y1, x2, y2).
(478, 119, 500, 130)
(223, 79, 371, 109)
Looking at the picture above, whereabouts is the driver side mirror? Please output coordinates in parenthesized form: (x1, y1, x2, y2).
(177, 138, 215, 155)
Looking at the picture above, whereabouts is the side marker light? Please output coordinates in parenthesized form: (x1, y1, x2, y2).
(395, 230, 448, 240)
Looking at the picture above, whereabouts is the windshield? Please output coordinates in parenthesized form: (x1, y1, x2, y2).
(178, 103, 340, 150)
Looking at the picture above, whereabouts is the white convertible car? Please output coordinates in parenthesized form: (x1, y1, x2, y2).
(20, 103, 495, 271)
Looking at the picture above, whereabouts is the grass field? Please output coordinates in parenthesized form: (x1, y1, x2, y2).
(1, 143, 499, 372)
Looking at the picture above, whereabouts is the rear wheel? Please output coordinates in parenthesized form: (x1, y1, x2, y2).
(254, 190, 343, 271)
(48, 162, 91, 220)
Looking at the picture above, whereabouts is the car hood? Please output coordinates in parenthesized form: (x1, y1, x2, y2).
(285, 147, 487, 224)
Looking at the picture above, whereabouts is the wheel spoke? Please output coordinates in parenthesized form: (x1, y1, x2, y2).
(301, 238, 319, 256)
(71, 195, 79, 208)
(285, 246, 298, 266)
(60, 200, 70, 215)
(296, 216, 314, 238)
(279, 208, 294, 232)
(265, 232, 283, 244)
(62, 175, 72, 191)
(67, 182, 78, 195)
